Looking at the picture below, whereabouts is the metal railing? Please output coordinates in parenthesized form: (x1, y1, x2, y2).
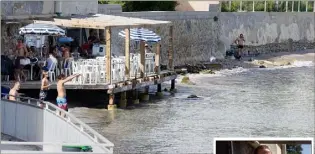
(220, 1, 315, 12)
(1, 94, 114, 153)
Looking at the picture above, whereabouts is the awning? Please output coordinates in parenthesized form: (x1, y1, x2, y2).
(33, 14, 172, 29)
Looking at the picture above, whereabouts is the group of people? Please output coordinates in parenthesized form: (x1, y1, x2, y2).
(10, 37, 75, 82)
(8, 72, 81, 116)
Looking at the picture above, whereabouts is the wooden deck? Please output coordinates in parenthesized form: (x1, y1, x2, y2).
(2, 71, 177, 94)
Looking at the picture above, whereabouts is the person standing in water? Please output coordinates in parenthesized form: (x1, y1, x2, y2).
(9, 81, 20, 101)
(234, 34, 245, 60)
(56, 73, 81, 116)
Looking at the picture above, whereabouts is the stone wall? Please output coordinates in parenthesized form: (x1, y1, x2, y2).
(109, 11, 314, 66)
(111, 12, 220, 66)
(218, 12, 315, 56)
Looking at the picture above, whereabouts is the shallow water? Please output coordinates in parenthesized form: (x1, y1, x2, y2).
(70, 65, 315, 153)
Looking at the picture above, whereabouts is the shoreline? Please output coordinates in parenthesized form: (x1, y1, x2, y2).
(174, 49, 315, 74)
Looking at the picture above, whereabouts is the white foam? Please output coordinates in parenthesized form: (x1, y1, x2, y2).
(264, 61, 314, 70)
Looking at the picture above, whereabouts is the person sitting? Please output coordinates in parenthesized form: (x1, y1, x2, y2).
(9, 81, 20, 101)
(14, 39, 29, 81)
(46, 49, 58, 72)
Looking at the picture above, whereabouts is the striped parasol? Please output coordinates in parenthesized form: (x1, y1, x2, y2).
(118, 28, 161, 42)
(19, 23, 66, 36)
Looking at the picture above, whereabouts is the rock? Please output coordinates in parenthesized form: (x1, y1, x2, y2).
(163, 88, 168, 92)
(181, 76, 195, 85)
(187, 94, 198, 98)
(259, 65, 266, 68)
(200, 69, 215, 74)
(248, 58, 254, 62)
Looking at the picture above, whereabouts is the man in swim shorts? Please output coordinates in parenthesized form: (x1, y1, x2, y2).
(234, 34, 245, 60)
(56, 73, 81, 116)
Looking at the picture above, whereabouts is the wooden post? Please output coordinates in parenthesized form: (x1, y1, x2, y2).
(119, 92, 127, 109)
(140, 40, 145, 78)
(105, 27, 112, 83)
(125, 28, 130, 79)
(155, 42, 161, 74)
(108, 94, 116, 110)
(168, 25, 174, 71)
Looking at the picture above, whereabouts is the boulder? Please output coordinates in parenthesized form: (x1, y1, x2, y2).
(259, 65, 266, 68)
(187, 94, 198, 98)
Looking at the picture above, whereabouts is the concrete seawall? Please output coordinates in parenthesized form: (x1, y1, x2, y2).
(113, 12, 314, 66)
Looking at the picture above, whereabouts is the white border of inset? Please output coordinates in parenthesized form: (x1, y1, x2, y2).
(214, 137, 314, 154)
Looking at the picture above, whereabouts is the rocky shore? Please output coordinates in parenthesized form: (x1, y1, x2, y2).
(174, 49, 315, 75)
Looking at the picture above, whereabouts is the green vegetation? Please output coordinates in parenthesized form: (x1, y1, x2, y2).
(221, 1, 314, 12)
(287, 144, 303, 154)
(98, 1, 178, 12)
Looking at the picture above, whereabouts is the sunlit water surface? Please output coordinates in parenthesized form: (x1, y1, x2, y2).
(70, 64, 315, 153)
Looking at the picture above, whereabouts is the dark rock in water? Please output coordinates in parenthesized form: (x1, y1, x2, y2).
(248, 58, 254, 62)
(187, 94, 198, 98)
(259, 65, 266, 68)
(163, 88, 168, 92)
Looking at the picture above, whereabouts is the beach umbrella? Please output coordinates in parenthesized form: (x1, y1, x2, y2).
(19, 23, 66, 36)
(118, 28, 161, 42)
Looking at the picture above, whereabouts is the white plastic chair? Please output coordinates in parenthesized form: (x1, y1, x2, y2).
(48, 62, 57, 82)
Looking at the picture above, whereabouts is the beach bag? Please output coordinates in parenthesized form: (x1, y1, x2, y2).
(20, 58, 31, 65)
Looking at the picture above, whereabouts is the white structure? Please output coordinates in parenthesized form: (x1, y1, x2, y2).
(1, 94, 114, 153)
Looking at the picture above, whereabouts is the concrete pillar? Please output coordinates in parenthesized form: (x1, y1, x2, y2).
(313, 1, 315, 12)
(285, 1, 288, 12)
(108, 94, 116, 110)
(132, 90, 139, 105)
(292, 1, 294, 12)
(229, 1, 231, 11)
(156, 84, 163, 98)
(119, 92, 127, 109)
(264, 1, 267, 11)
(305, 1, 308, 12)
(298, 1, 300, 12)
(252, 1, 255, 12)
(240, 1, 242, 11)
(170, 79, 176, 92)
(141, 86, 150, 101)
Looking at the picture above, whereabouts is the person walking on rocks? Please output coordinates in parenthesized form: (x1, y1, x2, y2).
(234, 34, 245, 60)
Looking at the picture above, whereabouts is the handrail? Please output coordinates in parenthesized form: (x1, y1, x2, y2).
(1, 93, 114, 153)
(1, 141, 113, 147)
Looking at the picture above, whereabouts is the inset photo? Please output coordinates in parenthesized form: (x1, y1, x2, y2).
(214, 138, 313, 154)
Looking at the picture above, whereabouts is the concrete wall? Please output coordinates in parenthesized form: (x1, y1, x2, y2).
(58, 1, 98, 16)
(219, 12, 315, 55)
(1, 1, 98, 17)
(110, 11, 314, 66)
(1, 100, 44, 143)
(98, 4, 122, 15)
